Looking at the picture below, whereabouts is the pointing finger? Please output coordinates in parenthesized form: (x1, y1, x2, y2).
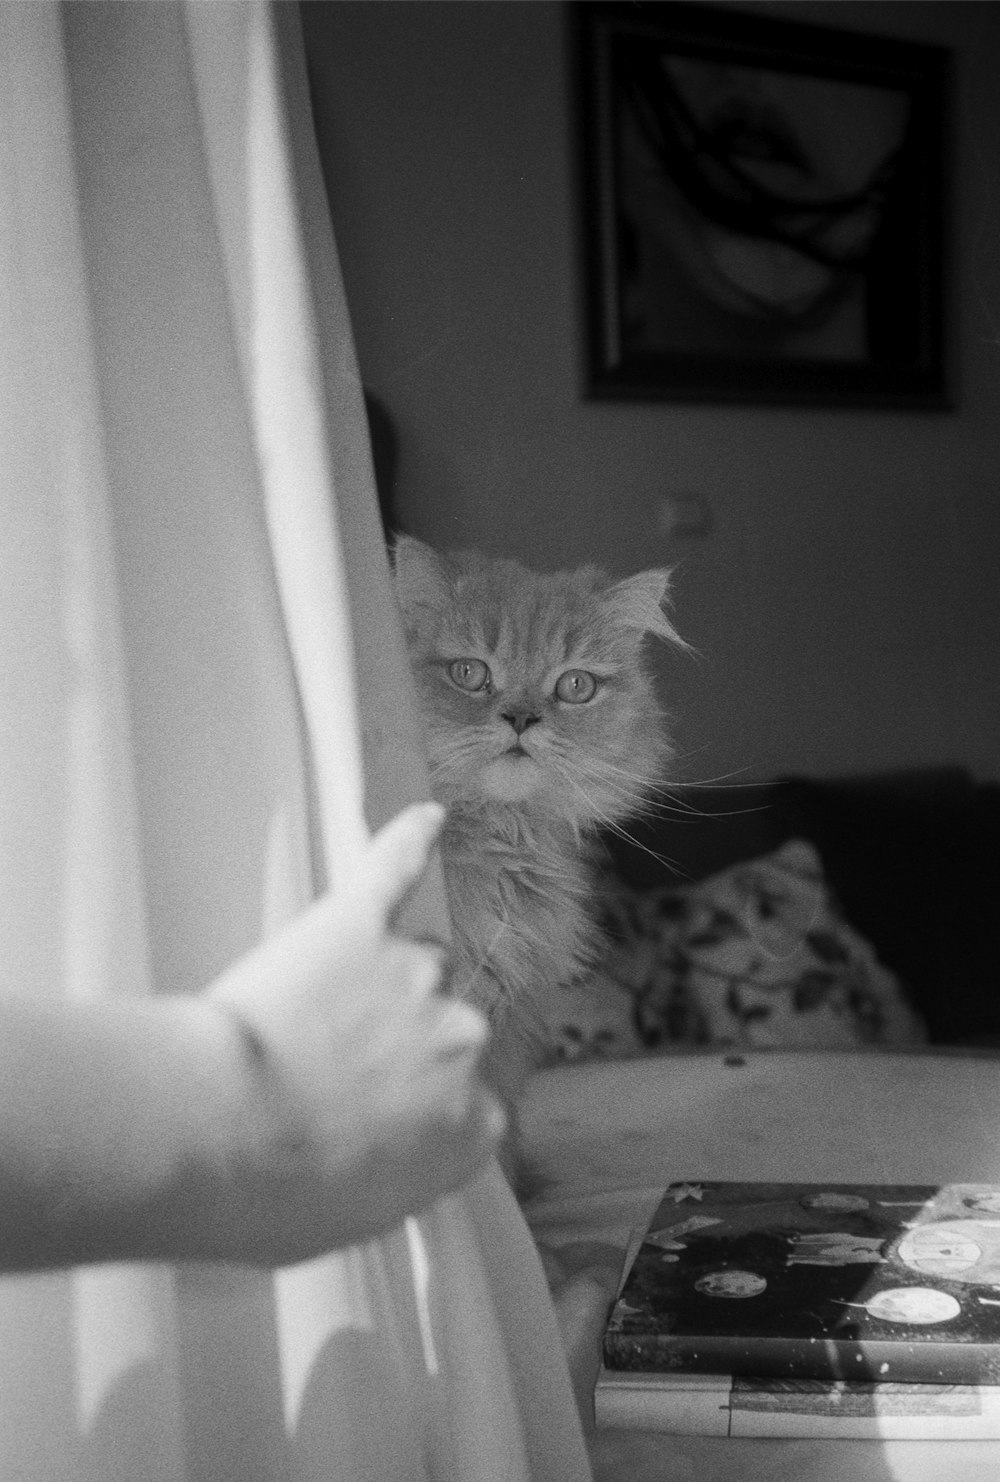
(352, 801, 445, 930)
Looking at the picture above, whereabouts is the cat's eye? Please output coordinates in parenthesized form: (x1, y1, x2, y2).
(554, 669, 597, 704)
(448, 658, 492, 693)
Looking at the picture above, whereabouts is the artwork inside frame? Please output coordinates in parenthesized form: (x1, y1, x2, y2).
(574, 1, 951, 408)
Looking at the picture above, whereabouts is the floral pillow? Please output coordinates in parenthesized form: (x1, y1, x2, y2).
(548, 839, 927, 1063)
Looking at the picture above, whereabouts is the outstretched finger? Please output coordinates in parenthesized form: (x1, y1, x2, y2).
(351, 801, 446, 931)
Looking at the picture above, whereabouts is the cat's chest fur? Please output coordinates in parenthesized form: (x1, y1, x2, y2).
(440, 808, 604, 1103)
(442, 810, 601, 1026)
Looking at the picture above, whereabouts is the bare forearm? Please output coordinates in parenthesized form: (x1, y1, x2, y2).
(0, 994, 282, 1270)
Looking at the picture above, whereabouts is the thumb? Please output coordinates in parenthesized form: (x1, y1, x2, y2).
(353, 801, 446, 930)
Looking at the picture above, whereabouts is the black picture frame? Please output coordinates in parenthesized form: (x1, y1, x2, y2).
(575, 2, 950, 408)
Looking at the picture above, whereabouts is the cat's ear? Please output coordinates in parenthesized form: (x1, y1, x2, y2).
(391, 535, 452, 614)
(606, 568, 690, 649)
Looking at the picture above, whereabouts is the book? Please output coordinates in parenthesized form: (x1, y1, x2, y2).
(603, 1182, 1000, 1390)
(594, 1366, 1000, 1439)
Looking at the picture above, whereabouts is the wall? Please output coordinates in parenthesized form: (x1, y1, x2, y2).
(302, 0, 1000, 783)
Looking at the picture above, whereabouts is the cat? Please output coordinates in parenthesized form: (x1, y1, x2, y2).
(392, 535, 687, 1108)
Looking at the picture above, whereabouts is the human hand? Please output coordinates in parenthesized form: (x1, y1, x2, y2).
(203, 801, 504, 1262)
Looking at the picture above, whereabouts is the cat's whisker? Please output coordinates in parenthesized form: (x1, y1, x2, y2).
(580, 747, 769, 815)
(578, 760, 769, 823)
(561, 770, 650, 819)
(596, 811, 690, 877)
(671, 772, 759, 787)
(563, 749, 667, 790)
(665, 742, 760, 780)
(570, 758, 659, 801)
(571, 754, 738, 809)
(551, 745, 654, 800)
(666, 753, 784, 794)
(558, 766, 663, 827)
(549, 746, 685, 804)
(552, 758, 711, 872)
(563, 752, 717, 824)
(647, 790, 773, 821)
(563, 760, 772, 843)
(544, 753, 686, 876)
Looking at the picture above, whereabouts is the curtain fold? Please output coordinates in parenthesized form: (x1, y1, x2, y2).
(0, 3, 591, 1478)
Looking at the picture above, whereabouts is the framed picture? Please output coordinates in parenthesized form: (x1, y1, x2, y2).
(575, 2, 950, 407)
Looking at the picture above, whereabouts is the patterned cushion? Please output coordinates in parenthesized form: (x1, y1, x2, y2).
(548, 840, 927, 1063)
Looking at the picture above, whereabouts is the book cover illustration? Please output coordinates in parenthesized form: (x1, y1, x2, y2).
(604, 1182, 1000, 1384)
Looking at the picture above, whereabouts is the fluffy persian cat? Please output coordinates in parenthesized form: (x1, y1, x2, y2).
(392, 535, 685, 1105)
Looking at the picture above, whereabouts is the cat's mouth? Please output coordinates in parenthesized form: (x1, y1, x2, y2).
(483, 746, 542, 801)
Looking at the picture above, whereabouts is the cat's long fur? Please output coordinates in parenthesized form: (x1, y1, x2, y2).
(393, 536, 685, 1103)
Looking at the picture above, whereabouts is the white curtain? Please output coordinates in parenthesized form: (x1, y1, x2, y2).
(0, 4, 591, 1478)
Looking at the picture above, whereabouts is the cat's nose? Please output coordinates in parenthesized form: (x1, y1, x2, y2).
(501, 710, 541, 736)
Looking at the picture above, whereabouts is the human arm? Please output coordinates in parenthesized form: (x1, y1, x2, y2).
(0, 802, 503, 1271)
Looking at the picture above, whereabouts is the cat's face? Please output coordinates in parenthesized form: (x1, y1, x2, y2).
(393, 538, 685, 829)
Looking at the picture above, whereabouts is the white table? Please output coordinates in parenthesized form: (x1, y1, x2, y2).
(521, 1051, 1000, 1482)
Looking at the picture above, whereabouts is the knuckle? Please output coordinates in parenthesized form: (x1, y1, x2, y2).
(436, 999, 490, 1050)
(396, 940, 446, 993)
(414, 943, 447, 991)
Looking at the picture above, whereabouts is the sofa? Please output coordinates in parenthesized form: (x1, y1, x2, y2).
(601, 767, 1000, 1048)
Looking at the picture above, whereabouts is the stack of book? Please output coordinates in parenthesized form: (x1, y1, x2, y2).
(596, 1180, 1000, 1439)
